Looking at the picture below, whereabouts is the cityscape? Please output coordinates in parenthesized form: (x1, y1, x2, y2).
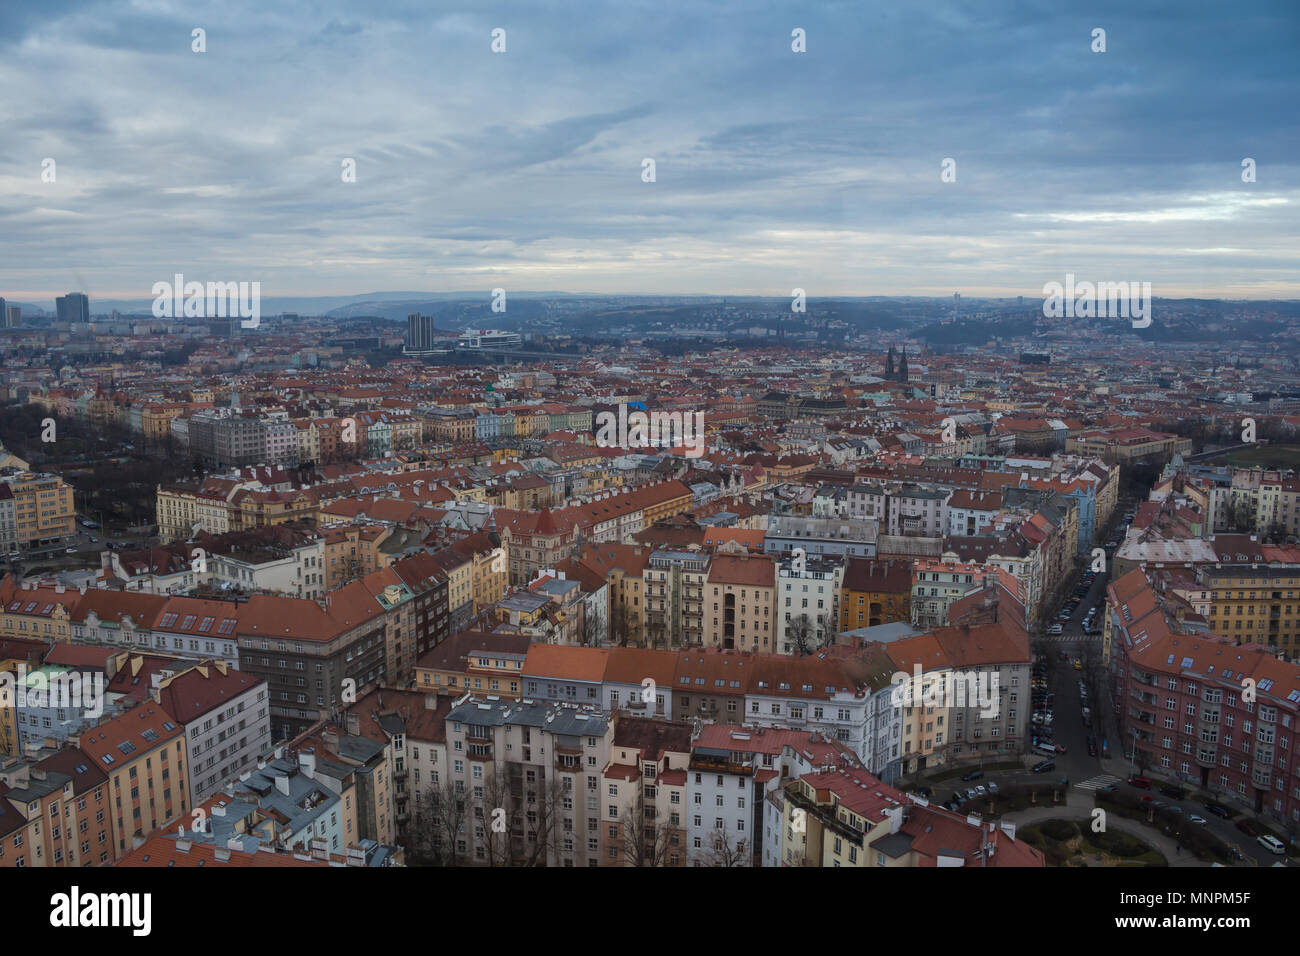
(1, 0, 1297, 934)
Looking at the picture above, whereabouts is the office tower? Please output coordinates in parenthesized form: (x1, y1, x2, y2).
(55, 292, 89, 323)
(405, 312, 435, 353)
(0, 298, 6, 327)
(4, 305, 17, 328)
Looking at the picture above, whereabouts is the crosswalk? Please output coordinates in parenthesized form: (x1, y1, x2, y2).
(1039, 631, 1103, 643)
(1075, 773, 1122, 792)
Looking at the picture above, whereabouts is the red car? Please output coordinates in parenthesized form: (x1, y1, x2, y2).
(1129, 776, 1152, 790)
(1055, 744, 1068, 754)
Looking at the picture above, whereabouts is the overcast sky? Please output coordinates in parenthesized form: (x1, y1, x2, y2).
(1, 0, 1297, 303)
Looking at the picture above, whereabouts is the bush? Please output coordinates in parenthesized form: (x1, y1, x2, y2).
(1041, 819, 1078, 842)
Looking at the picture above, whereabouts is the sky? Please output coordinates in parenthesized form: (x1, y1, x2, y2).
(1, 0, 1297, 304)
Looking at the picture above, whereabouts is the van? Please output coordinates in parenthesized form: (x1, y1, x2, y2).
(1258, 835, 1286, 855)
(1034, 743, 1057, 758)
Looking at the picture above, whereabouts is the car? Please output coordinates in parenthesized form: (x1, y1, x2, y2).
(1055, 744, 1068, 754)
(1087, 737, 1098, 757)
(1160, 785, 1186, 799)
(1058, 650, 1069, 661)
(987, 782, 999, 794)
(1206, 802, 1232, 819)
(961, 768, 984, 782)
(1129, 776, 1152, 789)
(88, 537, 97, 543)
(974, 785, 987, 797)
(1098, 783, 1119, 793)
(1258, 835, 1286, 855)
(965, 789, 977, 801)
(65, 547, 77, 554)
(1236, 819, 1259, 837)
(1031, 760, 1055, 773)
(1188, 815, 1208, 825)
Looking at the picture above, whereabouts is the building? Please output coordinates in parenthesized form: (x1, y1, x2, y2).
(404, 313, 437, 354)
(705, 552, 777, 651)
(75, 702, 189, 860)
(775, 554, 842, 654)
(443, 695, 612, 866)
(55, 292, 90, 324)
(840, 558, 913, 631)
(764, 515, 879, 560)
(153, 660, 270, 806)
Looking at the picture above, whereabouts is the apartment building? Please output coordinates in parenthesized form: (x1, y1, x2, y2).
(1200, 564, 1300, 655)
(0, 471, 75, 550)
(444, 696, 613, 866)
(764, 515, 879, 560)
(772, 769, 1044, 867)
(686, 723, 859, 867)
(643, 548, 709, 648)
(154, 660, 270, 806)
(705, 552, 776, 651)
(839, 558, 912, 631)
(75, 702, 189, 860)
(775, 554, 842, 654)
(601, 717, 692, 866)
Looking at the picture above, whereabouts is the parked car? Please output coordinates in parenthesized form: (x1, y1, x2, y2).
(961, 768, 984, 782)
(1188, 815, 1208, 825)
(987, 782, 999, 794)
(1031, 760, 1055, 773)
(1054, 744, 1068, 754)
(1160, 785, 1186, 799)
(1129, 776, 1152, 789)
(965, 789, 977, 801)
(974, 785, 987, 797)
(1206, 802, 1232, 819)
(1258, 835, 1286, 855)
(1236, 819, 1259, 837)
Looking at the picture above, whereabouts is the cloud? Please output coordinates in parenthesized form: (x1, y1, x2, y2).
(0, 0, 1297, 300)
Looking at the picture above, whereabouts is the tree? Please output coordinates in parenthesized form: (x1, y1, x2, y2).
(704, 829, 751, 867)
(407, 780, 469, 866)
(787, 613, 820, 656)
(619, 789, 678, 866)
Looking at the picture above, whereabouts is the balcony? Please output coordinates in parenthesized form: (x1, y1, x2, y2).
(1252, 767, 1272, 788)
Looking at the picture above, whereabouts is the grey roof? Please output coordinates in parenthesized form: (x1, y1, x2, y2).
(448, 697, 608, 737)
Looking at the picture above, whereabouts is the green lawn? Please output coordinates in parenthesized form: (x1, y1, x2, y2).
(1211, 444, 1300, 470)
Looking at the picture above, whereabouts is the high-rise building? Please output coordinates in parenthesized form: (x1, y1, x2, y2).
(0, 300, 17, 328)
(405, 312, 435, 353)
(55, 292, 89, 324)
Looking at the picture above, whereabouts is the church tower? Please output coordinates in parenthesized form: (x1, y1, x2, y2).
(885, 345, 895, 380)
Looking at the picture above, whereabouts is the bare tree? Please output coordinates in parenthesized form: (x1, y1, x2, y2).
(705, 829, 751, 867)
(787, 613, 819, 656)
(620, 789, 678, 866)
(408, 780, 469, 866)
